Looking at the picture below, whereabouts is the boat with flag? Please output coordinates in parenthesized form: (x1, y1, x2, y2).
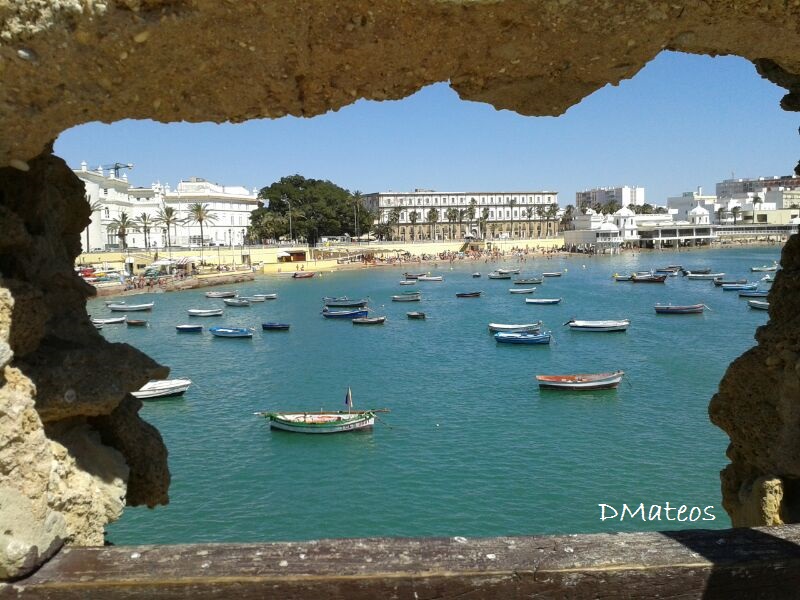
(256, 388, 386, 434)
(536, 370, 624, 391)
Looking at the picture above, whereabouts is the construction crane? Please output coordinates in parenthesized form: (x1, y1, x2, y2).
(99, 162, 134, 178)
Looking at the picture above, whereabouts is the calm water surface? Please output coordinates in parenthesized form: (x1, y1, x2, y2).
(92, 246, 780, 544)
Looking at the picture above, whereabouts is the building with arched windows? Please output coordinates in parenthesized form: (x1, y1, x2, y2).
(362, 189, 560, 241)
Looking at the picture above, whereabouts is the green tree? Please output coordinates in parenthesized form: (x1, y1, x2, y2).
(467, 198, 477, 235)
(388, 207, 401, 241)
(154, 205, 180, 254)
(445, 207, 458, 240)
(409, 210, 420, 240)
(560, 204, 575, 231)
(107, 211, 138, 250)
(508, 198, 518, 238)
(84, 198, 103, 252)
(479, 207, 490, 239)
(458, 208, 466, 238)
(184, 203, 218, 263)
(373, 222, 391, 241)
(536, 205, 547, 237)
(427, 207, 439, 240)
(136, 213, 154, 251)
(716, 206, 727, 224)
(732, 206, 741, 225)
(545, 204, 559, 236)
(525, 207, 534, 237)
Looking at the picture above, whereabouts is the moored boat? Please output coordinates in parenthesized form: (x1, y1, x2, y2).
(751, 262, 778, 272)
(685, 272, 723, 280)
(525, 298, 562, 305)
(223, 298, 251, 307)
(612, 273, 632, 281)
(187, 308, 224, 317)
(91, 316, 126, 325)
(205, 290, 237, 298)
(472, 273, 481, 278)
(509, 287, 535, 294)
(407, 311, 426, 320)
(209, 326, 255, 338)
(252, 293, 278, 300)
(456, 291, 482, 298)
(108, 302, 154, 311)
(542, 272, 563, 277)
(292, 272, 315, 279)
(738, 290, 769, 298)
(487, 321, 542, 333)
(399, 280, 417, 286)
(497, 267, 521, 275)
(681, 268, 712, 276)
(262, 322, 291, 330)
(403, 272, 426, 280)
(631, 274, 667, 283)
(536, 370, 624, 391)
(417, 275, 443, 281)
(125, 319, 148, 326)
(323, 296, 369, 308)
(494, 331, 552, 345)
(654, 303, 705, 314)
(241, 296, 266, 302)
(321, 308, 369, 319)
(259, 410, 378, 434)
(721, 282, 758, 291)
(487, 271, 512, 279)
(132, 378, 193, 399)
(352, 316, 386, 325)
(748, 300, 769, 310)
(175, 324, 203, 332)
(564, 319, 630, 332)
(514, 278, 543, 285)
(713, 278, 747, 287)
(391, 293, 421, 302)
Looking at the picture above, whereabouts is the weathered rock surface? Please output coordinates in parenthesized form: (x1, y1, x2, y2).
(0, 155, 170, 579)
(1, 0, 800, 581)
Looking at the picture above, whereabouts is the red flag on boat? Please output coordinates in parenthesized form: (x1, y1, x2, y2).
(345, 387, 352, 407)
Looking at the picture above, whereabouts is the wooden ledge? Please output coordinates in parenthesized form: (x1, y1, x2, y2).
(4, 525, 800, 598)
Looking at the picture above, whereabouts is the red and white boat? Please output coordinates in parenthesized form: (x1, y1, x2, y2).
(536, 370, 624, 390)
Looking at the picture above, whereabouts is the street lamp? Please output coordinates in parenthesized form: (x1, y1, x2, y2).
(228, 228, 232, 249)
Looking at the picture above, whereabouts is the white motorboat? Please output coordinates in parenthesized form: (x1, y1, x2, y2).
(107, 302, 154, 311)
(205, 290, 237, 298)
(91, 316, 126, 325)
(509, 287, 536, 294)
(564, 319, 630, 332)
(187, 308, 224, 317)
(131, 378, 192, 399)
(525, 298, 562, 305)
(487, 321, 542, 333)
(252, 293, 278, 300)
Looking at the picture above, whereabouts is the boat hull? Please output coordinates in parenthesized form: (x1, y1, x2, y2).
(456, 292, 482, 298)
(654, 304, 705, 314)
(566, 320, 629, 332)
(266, 412, 375, 434)
(536, 371, 624, 390)
(488, 322, 542, 333)
(748, 300, 769, 310)
(187, 309, 224, 317)
(176, 325, 203, 332)
(108, 303, 153, 311)
(322, 309, 369, 319)
(205, 291, 237, 298)
(407, 312, 426, 319)
(262, 323, 291, 330)
(494, 332, 551, 344)
(209, 327, 254, 337)
(525, 298, 561, 305)
(132, 378, 192, 399)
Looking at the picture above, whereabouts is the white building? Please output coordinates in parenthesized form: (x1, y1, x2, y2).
(362, 189, 559, 241)
(76, 162, 259, 251)
(666, 188, 718, 221)
(575, 186, 645, 210)
(716, 175, 800, 199)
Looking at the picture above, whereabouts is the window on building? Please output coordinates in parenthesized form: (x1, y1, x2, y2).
(104, 208, 110, 218)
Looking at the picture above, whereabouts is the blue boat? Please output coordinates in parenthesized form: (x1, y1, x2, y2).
(175, 324, 203, 333)
(262, 322, 291, 331)
(738, 290, 769, 298)
(321, 308, 369, 319)
(721, 283, 758, 291)
(494, 331, 552, 345)
(323, 296, 369, 308)
(209, 326, 254, 338)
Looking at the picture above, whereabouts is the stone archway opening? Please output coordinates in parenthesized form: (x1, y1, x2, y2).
(2, 0, 800, 581)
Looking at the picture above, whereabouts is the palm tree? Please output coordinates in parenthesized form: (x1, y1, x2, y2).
(525, 207, 534, 238)
(536, 205, 547, 237)
(409, 210, 420, 240)
(136, 213, 154, 251)
(388, 207, 401, 241)
(154, 205, 180, 256)
(732, 206, 741, 225)
(480, 207, 490, 239)
(458, 208, 466, 238)
(467, 198, 477, 236)
(508, 198, 517, 239)
(184, 203, 218, 263)
(107, 211, 138, 250)
(427, 207, 439, 241)
(560, 204, 576, 231)
(445, 208, 458, 240)
(84, 198, 103, 252)
(715, 206, 726, 225)
(546, 204, 559, 237)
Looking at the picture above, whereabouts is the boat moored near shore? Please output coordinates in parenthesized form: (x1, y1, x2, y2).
(536, 370, 624, 390)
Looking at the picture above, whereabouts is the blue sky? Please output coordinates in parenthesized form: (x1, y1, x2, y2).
(55, 51, 797, 206)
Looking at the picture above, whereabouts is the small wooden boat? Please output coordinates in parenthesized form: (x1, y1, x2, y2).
(542, 272, 563, 277)
(391, 293, 421, 302)
(722, 282, 758, 291)
(352, 316, 386, 325)
(514, 278, 542, 285)
(209, 326, 254, 338)
(91, 316, 126, 325)
(187, 308, 224, 317)
(748, 300, 769, 310)
(132, 378, 192, 399)
(125, 319, 148, 326)
(258, 410, 378, 434)
(681, 268, 711, 276)
(417, 275, 443, 281)
(536, 370, 624, 391)
(241, 296, 266, 302)
(686, 272, 724, 280)
(488, 321, 542, 333)
(612, 273, 633, 281)
(497, 267, 521, 275)
(525, 298, 562, 305)
(472, 273, 481, 278)
(713, 278, 747, 287)
(323, 296, 369, 308)
(403, 272, 426, 280)
(631, 274, 667, 283)
(108, 302, 154, 311)
(407, 311, 426, 320)
(487, 271, 512, 279)
(509, 287, 535, 294)
(399, 280, 417, 286)
(175, 324, 203, 333)
(321, 308, 369, 319)
(205, 290, 237, 298)
(456, 291, 482, 298)
(654, 303, 705, 314)
(738, 290, 769, 298)
(252, 293, 278, 300)
(564, 319, 630, 332)
(494, 331, 552, 345)
(751, 262, 778, 272)
(262, 322, 291, 331)
(223, 298, 251, 307)
(292, 272, 315, 279)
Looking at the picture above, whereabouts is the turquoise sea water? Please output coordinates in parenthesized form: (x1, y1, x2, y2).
(91, 246, 780, 544)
